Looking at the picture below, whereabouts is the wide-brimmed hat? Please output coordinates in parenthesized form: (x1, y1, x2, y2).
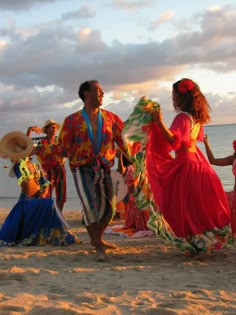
(42, 119, 60, 134)
(0, 131, 34, 160)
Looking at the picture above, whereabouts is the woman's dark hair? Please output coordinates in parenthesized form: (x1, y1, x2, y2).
(172, 78, 211, 124)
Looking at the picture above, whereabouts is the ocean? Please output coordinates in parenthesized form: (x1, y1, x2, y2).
(0, 123, 235, 211)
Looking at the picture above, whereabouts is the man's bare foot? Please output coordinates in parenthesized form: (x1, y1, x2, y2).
(91, 240, 117, 249)
(95, 251, 108, 262)
(101, 241, 117, 249)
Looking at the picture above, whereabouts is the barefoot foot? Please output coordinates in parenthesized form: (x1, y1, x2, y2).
(91, 241, 117, 249)
(95, 252, 108, 262)
(101, 241, 117, 249)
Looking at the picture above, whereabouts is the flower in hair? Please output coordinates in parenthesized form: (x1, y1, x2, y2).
(178, 79, 195, 94)
(233, 140, 236, 152)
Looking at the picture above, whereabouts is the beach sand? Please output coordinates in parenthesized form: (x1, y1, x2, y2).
(0, 208, 236, 315)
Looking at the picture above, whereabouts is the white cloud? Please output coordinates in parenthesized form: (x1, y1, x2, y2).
(209, 5, 222, 12)
(148, 11, 176, 30)
(113, 0, 154, 10)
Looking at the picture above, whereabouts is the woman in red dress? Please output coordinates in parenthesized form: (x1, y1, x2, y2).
(145, 78, 232, 255)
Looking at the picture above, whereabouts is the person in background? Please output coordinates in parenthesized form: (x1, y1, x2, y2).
(204, 135, 236, 236)
(39, 120, 66, 212)
(34, 80, 125, 262)
(118, 152, 149, 232)
(27, 121, 66, 212)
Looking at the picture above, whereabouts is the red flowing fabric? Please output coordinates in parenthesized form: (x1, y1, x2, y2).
(146, 114, 231, 238)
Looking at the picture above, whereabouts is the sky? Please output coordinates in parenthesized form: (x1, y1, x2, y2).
(0, 0, 235, 138)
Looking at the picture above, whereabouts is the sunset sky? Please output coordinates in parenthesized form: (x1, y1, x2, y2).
(0, 0, 235, 137)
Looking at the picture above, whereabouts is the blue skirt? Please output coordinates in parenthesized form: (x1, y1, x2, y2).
(0, 194, 80, 246)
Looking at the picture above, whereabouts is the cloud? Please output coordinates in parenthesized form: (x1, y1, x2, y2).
(61, 6, 96, 22)
(206, 92, 236, 124)
(0, 0, 57, 11)
(77, 28, 107, 53)
(148, 11, 176, 30)
(113, 0, 154, 10)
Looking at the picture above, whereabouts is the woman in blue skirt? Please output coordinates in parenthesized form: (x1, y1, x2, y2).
(0, 156, 81, 246)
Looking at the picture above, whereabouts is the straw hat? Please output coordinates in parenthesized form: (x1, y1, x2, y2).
(42, 119, 60, 134)
(0, 131, 34, 160)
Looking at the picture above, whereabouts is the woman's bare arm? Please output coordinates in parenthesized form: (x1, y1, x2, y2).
(152, 110, 175, 143)
(203, 134, 234, 166)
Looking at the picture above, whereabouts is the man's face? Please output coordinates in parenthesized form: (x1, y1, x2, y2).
(89, 82, 104, 107)
(46, 124, 57, 135)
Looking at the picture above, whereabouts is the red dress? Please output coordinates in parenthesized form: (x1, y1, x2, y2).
(146, 112, 232, 255)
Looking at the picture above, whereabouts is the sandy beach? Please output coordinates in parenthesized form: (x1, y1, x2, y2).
(0, 208, 236, 315)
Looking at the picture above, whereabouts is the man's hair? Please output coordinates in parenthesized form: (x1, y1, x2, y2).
(78, 80, 98, 102)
